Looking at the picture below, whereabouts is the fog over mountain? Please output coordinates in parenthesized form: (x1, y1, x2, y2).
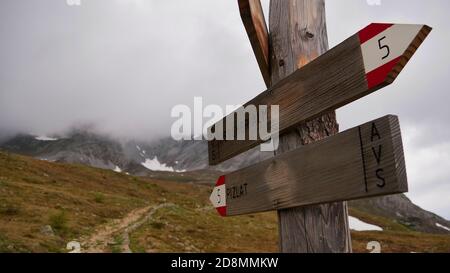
(1, 0, 449, 218)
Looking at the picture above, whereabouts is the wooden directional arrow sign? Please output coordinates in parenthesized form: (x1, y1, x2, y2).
(208, 23, 431, 165)
(238, 0, 270, 87)
(210, 115, 407, 217)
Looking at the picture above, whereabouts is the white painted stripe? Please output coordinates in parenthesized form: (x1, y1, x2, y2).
(210, 184, 226, 208)
(361, 24, 423, 73)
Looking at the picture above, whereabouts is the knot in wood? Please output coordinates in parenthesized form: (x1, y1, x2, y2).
(301, 27, 315, 39)
(306, 31, 315, 39)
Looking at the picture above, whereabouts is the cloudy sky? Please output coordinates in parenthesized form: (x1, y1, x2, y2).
(0, 0, 449, 218)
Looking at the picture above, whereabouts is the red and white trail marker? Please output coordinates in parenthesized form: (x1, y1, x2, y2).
(359, 23, 428, 89)
(208, 23, 432, 166)
(209, 176, 227, 217)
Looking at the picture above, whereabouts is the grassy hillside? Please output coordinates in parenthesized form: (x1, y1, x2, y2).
(0, 151, 449, 253)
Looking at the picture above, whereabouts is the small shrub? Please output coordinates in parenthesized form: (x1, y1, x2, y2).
(145, 183, 158, 190)
(111, 235, 124, 253)
(0, 204, 20, 216)
(49, 211, 68, 232)
(94, 192, 105, 204)
(150, 221, 165, 230)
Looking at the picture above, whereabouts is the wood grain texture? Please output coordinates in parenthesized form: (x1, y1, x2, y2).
(208, 32, 365, 165)
(238, 0, 271, 87)
(221, 115, 407, 217)
(208, 24, 431, 166)
(269, 0, 351, 253)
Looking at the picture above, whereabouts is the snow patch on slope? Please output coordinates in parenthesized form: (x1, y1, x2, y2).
(141, 157, 185, 173)
(349, 216, 383, 231)
(436, 223, 450, 232)
(35, 136, 58, 141)
(114, 166, 122, 173)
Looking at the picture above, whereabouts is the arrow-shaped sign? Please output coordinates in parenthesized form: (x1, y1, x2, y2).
(210, 115, 407, 217)
(208, 23, 431, 166)
(360, 24, 430, 88)
(238, 0, 270, 87)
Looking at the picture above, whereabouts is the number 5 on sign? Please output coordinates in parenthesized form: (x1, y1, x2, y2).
(360, 24, 428, 88)
(378, 36, 390, 60)
(210, 176, 227, 216)
(367, 241, 381, 253)
(66, 241, 81, 253)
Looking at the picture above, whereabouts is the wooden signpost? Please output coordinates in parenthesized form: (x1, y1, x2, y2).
(208, 0, 431, 253)
(209, 115, 407, 216)
(208, 22, 431, 166)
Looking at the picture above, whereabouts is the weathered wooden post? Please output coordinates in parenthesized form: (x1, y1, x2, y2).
(269, 0, 351, 253)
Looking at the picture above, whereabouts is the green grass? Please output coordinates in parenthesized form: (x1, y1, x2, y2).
(0, 151, 164, 252)
(93, 192, 105, 204)
(110, 235, 124, 253)
(49, 210, 69, 234)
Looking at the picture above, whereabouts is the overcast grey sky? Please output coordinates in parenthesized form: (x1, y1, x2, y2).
(0, 0, 449, 218)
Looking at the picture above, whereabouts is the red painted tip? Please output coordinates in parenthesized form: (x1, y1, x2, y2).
(216, 175, 225, 186)
(359, 23, 394, 44)
(366, 56, 402, 89)
(217, 206, 227, 217)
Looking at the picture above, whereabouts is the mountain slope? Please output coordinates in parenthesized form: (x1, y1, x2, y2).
(0, 133, 128, 170)
(0, 152, 449, 253)
(0, 132, 272, 174)
(350, 195, 450, 234)
(0, 151, 276, 253)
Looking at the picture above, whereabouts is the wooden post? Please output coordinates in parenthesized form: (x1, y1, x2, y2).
(269, 0, 352, 253)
